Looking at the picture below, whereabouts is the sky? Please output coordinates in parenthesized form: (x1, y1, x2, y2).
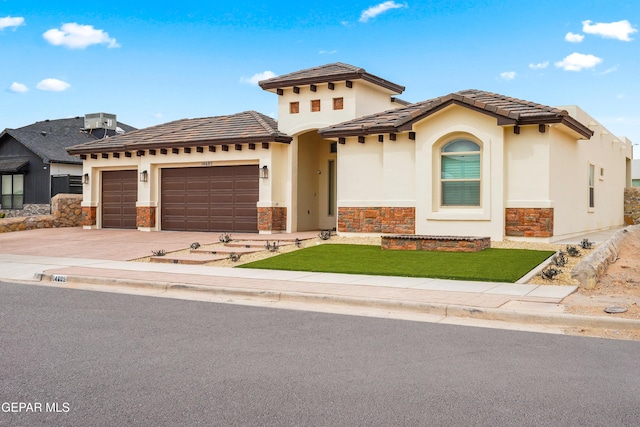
(2, 1, 639, 155)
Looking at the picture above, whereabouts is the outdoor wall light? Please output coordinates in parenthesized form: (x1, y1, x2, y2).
(260, 165, 269, 179)
(83, 173, 89, 185)
(139, 170, 148, 182)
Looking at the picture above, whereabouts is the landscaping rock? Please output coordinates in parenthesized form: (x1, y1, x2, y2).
(571, 226, 638, 289)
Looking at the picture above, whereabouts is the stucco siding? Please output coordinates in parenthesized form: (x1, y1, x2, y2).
(414, 106, 505, 241)
(549, 106, 631, 239)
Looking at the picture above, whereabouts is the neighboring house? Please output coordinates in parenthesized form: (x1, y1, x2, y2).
(632, 159, 640, 187)
(0, 113, 136, 217)
(66, 63, 633, 242)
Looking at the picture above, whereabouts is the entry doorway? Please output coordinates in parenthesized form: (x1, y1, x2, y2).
(296, 131, 337, 231)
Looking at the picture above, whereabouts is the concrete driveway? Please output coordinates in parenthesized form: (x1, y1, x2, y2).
(0, 227, 316, 261)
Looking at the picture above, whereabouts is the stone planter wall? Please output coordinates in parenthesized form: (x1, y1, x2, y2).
(382, 235, 491, 252)
(0, 194, 82, 233)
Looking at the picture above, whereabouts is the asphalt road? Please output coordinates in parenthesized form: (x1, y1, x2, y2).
(1, 281, 639, 426)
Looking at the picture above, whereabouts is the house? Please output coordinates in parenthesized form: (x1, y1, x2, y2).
(632, 159, 640, 187)
(66, 63, 633, 242)
(0, 113, 136, 217)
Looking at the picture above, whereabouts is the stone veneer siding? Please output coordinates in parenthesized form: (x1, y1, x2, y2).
(82, 206, 97, 226)
(338, 207, 415, 234)
(505, 208, 554, 237)
(0, 194, 82, 233)
(624, 187, 640, 225)
(137, 206, 157, 228)
(258, 207, 287, 232)
(382, 235, 491, 252)
(0, 203, 51, 218)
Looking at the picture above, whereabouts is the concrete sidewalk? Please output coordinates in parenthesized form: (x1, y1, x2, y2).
(1, 227, 639, 335)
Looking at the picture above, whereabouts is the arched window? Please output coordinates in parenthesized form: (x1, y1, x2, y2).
(440, 139, 481, 206)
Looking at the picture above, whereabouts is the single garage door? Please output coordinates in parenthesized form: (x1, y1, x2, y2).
(161, 165, 259, 232)
(102, 170, 137, 229)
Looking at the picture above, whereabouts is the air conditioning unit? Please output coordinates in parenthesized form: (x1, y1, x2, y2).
(84, 113, 117, 130)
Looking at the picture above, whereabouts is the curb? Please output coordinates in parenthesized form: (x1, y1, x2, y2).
(40, 272, 640, 333)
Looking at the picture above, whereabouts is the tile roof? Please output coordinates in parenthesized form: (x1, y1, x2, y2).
(0, 116, 137, 164)
(67, 111, 292, 155)
(259, 62, 405, 94)
(318, 89, 594, 139)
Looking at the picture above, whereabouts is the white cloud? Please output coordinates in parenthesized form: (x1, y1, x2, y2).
(529, 61, 549, 70)
(43, 23, 119, 49)
(319, 49, 337, 55)
(499, 71, 516, 81)
(565, 32, 584, 43)
(240, 70, 277, 86)
(36, 78, 71, 91)
(555, 52, 602, 71)
(0, 16, 24, 30)
(582, 19, 637, 41)
(9, 82, 28, 93)
(359, 1, 406, 23)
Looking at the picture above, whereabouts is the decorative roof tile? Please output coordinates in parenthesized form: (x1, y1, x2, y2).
(259, 62, 405, 94)
(67, 111, 291, 155)
(318, 89, 593, 139)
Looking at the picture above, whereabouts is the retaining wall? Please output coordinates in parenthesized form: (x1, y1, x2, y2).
(0, 194, 82, 233)
(571, 225, 638, 289)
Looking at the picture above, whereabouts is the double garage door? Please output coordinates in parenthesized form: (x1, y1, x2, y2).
(161, 165, 259, 232)
(101, 166, 259, 232)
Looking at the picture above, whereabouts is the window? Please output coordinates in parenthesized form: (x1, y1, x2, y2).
(333, 97, 343, 110)
(589, 164, 595, 208)
(289, 102, 299, 114)
(1, 174, 24, 209)
(311, 99, 321, 112)
(440, 139, 480, 206)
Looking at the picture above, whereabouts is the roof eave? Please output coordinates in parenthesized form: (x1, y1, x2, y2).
(66, 135, 292, 155)
(260, 72, 404, 94)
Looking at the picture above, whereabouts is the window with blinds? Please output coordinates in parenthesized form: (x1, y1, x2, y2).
(440, 139, 481, 206)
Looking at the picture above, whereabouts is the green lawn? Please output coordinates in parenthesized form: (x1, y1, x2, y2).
(238, 244, 555, 283)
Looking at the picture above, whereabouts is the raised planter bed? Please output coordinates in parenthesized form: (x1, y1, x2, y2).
(381, 235, 491, 252)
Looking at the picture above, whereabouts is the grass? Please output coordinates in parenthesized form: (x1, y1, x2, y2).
(238, 244, 556, 283)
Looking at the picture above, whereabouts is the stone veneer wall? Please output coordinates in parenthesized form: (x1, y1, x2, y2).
(82, 206, 97, 226)
(382, 235, 491, 252)
(0, 203, 51, 218)
(258, 207, 287, 232)
(624, 187, 640, 225)
(338, 207, 415, 234)
(137, 207, 157, 228)
(505, 208, 554, 237)
(0, 194, 82, 233)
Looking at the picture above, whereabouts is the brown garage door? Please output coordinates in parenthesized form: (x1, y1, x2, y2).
(161, 165, 259, 232)
(102, 170, 137, 229)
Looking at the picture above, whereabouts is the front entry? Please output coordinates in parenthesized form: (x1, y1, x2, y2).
(296, 131, 337, 231)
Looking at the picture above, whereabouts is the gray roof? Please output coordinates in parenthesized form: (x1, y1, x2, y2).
(318, 89, 594, 139)
(1, 116, 137, 164)
(67, 111, 292, 155)
(259, 62, 405, 94)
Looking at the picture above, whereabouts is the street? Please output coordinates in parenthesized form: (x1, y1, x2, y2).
(1, 281, 639, 426)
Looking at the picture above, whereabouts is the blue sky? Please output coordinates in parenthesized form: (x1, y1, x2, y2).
(2, 1, 639, 155)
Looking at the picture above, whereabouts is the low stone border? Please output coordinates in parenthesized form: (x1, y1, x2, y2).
(571, 226, 638, 289)
(381, 234, 490, 252)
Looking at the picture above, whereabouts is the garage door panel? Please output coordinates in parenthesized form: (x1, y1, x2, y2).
(102, 170, 137, 229)
(161, 165, 258, 232)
